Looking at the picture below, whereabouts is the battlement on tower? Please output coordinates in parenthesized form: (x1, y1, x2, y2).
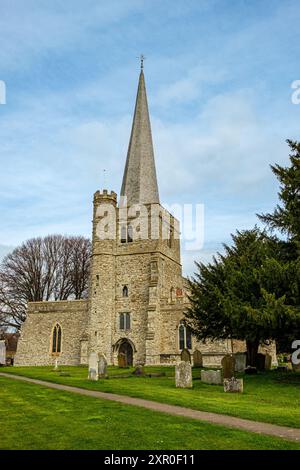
(94, 189, 117, 205)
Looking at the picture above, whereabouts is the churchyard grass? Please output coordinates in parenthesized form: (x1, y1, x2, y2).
(2, 366, 300, 429)
(1, 375, 300, 450)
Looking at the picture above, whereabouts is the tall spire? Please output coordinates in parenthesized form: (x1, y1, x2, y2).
(120, 63, 160, 206)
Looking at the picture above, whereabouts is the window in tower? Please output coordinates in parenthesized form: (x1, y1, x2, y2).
(119, 312, 131, 330)
(121, 225, 127, 243)
(122, 285, 129, 297)
(127, 225, 133, 243)
(167, 227, 173, 248)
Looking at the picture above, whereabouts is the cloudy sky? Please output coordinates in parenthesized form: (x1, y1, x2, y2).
(0, 0, 299, 274)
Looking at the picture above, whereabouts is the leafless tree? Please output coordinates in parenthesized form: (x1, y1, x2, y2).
(0, 235, 91, 331)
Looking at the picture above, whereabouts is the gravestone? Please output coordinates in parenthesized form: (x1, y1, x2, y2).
(133, 365, 145, 376)
(54, 358, 58, 370)
(175, 361, 193, 388)
(0, 340, 6, 366)
(265, 354, 272, 371)
(234, 353, 246, 373)
(88, 352, 99, 381)
(256, 353, 266, 371)
(98, 354, 107, 378)
(221, 354, 235, 379)
(181, 348, 191, 363)
(193, 350, 203, 368)
(201, 369, 222, 385)
(224, 377, 243, 393)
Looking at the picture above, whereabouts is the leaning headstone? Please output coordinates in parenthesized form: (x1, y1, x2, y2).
(234, 353, 246, 373)
(201, 369, 222, 385)
(224, 377, 243, 393)
(88, 352, 99, 381)
(221, 354, 235, 379)
(193, 350, 203, 367)
(181, 348, 191, 363)
(175, 361, 193, 388)
(265, 354, 272, 371)
(0, 340, 6, 366)
(98, 354, 107, 378)
(256, 353, 266, 371)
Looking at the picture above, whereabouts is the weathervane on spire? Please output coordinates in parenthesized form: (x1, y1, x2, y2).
(140, 54, 146, 70)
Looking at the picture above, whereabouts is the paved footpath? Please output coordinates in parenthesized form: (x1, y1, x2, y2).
(1, 372, 300, 442)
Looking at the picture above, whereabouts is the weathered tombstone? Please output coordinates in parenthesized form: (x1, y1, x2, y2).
(175, 361, 193, 388)
(132, 365, 145, 376)
(256, 353, 266, 371)
(0, 340, 6, 366)
(201, 369, 222, 385)
(98, 354, 107, 378)
(224, 377, 243, 393)
(181, 348, 191, 363)
(54, 358, 59, 370)
(234, 353, 246, 373)
(193, 350, 203, 368)
(221, 354, 235, 379)
(265, 354, 272, 371)
(88, 352, 99, 381)
(118, 352, 126, 368)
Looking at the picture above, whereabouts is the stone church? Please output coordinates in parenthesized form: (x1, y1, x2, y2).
(15, 66, 276, 367)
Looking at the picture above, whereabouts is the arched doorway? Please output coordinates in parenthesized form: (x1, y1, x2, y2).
(118, 340, 133, 367)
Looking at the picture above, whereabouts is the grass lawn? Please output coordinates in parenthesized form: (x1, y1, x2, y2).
(1, 375, 300, 450)
(2, 365, 300, 430)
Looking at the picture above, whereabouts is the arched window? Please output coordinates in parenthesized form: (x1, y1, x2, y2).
(178, 322, 192, 350)
(122, 285, 128, 297)
(52, 324, 62, 354)
(119, 312, 131, 330)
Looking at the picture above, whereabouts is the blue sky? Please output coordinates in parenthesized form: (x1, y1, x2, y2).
(0, 0, 299, 274)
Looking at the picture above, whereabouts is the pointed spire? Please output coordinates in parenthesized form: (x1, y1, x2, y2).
(120, 66, 160, 206)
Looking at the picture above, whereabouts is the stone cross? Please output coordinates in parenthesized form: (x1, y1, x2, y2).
(88, 352, 99, 381)
(175, 361, 193, 388)
(98, 354, 107, 378)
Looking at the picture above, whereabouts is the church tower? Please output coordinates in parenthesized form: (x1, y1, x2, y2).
(88, 63, 183, 366)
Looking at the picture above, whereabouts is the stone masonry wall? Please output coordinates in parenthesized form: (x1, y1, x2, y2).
(14, 300, 88, 366)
